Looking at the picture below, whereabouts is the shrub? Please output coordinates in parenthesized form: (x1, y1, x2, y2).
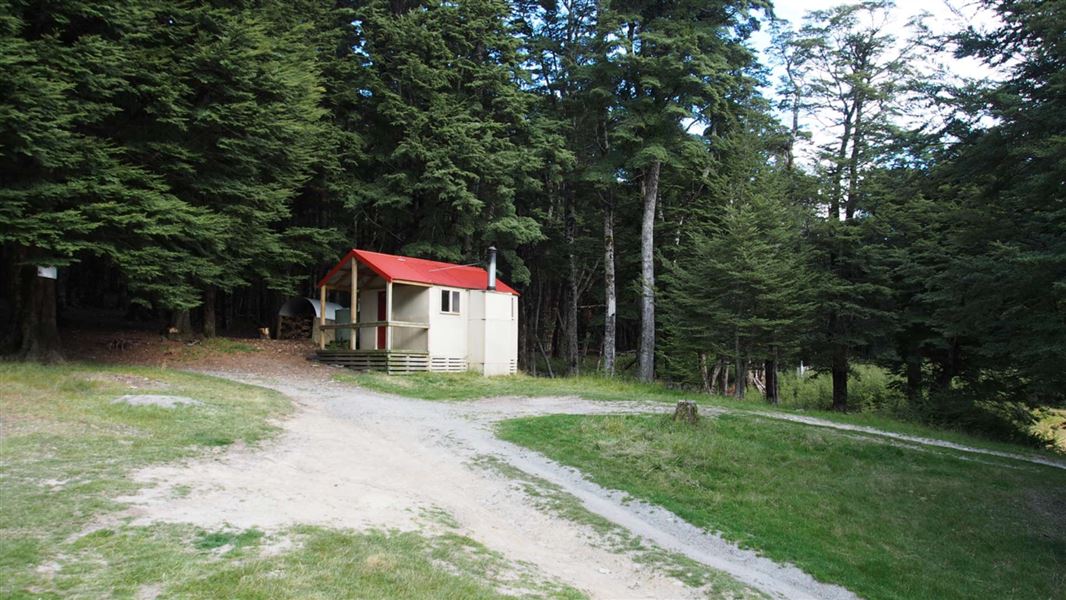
(778, 364, 906, 413)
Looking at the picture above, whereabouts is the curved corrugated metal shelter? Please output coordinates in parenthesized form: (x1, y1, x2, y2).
(278, 298, 342, 321)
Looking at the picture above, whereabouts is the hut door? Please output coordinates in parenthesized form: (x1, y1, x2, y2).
(376, 291, 387, 349)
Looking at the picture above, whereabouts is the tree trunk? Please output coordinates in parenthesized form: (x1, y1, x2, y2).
(734, 332, 745, 399)
(637, 160, 660, 382)
(565, 195, 579, 375)
(933, 342, 959, 392)
(845, 97, 865, 220)
(906, 355, 922, 405)
(721, 358, 730, 395)
(1, 245, 23, 353)
(537, 339, 555, 379)
(831, 348, 848, 411)
(673, 401, 698, 424)
(518, 288, 529, 371)
(171, 309, 193, 337)
(17, 264, 62, 363)
(786, 69, 800, 173)
(528, 278, 542, 374)
(750, 368, 765, 395)
(542, 284, 556, 358)
(830, 105, 854, 221)
(602, 197, 617, 376)
(764, 352, 780, 405)
(223, 290, 233, 332)
(202, 287, 217, 338)
(709, 358, 723, 395)
(698, 352, 711, 393)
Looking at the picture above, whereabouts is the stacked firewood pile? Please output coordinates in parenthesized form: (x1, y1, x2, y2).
(277, 316, 313, 340)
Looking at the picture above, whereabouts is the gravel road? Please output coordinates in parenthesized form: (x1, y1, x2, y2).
(121, 372, 860, 600)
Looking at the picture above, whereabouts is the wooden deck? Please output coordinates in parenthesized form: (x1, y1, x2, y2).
(316, 349, 432, 374)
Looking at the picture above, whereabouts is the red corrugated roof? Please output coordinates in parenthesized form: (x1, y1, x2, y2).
(318, 249, 519, 295)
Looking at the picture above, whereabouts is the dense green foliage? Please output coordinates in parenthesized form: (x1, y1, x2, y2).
(0, 0, 1062, 434)
(353, 0, 551, 265)
(497, 413, 1066, 600)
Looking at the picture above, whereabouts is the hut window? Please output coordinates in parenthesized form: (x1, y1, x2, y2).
(441, 290, 461, 314)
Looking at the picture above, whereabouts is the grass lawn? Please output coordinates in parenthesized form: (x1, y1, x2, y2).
(342, 371, 1064, 460)
(470, 455, 765, 599)
(0, 363, 578, 599)
(342, 370, 692, 403)
(497, 413, 1066, 600)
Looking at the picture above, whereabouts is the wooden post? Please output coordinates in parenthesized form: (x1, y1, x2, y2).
(385, 281, 393, 350)
(356, 257, 364, 351)
(318, 284, 327, 350)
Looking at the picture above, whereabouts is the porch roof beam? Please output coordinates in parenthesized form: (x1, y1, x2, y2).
(319, 320, 429, 330)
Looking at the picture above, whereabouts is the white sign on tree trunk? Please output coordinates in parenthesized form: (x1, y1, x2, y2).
(37, 266, 57, 279)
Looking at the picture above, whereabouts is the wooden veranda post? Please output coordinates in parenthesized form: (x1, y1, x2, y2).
(385, 280, 393, 350)
(318, 284, 327, 350)
(349, 257, 358, 350)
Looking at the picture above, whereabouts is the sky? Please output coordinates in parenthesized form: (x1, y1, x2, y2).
(752, 0, 1001, 78)
(747, 0, 1005, 165)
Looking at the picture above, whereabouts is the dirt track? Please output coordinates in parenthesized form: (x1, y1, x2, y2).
(119, 373, 857, 600)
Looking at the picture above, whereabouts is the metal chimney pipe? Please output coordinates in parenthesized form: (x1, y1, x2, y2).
(487, 246, 497, 291)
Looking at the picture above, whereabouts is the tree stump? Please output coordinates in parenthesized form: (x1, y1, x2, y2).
(673, 400, 698, 424)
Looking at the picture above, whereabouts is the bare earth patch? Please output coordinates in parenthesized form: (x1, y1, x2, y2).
(64, 328, 325, 378)
(118, 373, 856, 600)
(86, 373, 172, 390)
(112, 395, 203, 408)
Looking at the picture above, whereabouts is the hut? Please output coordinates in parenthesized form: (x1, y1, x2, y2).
(314, 248, 519, 375)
